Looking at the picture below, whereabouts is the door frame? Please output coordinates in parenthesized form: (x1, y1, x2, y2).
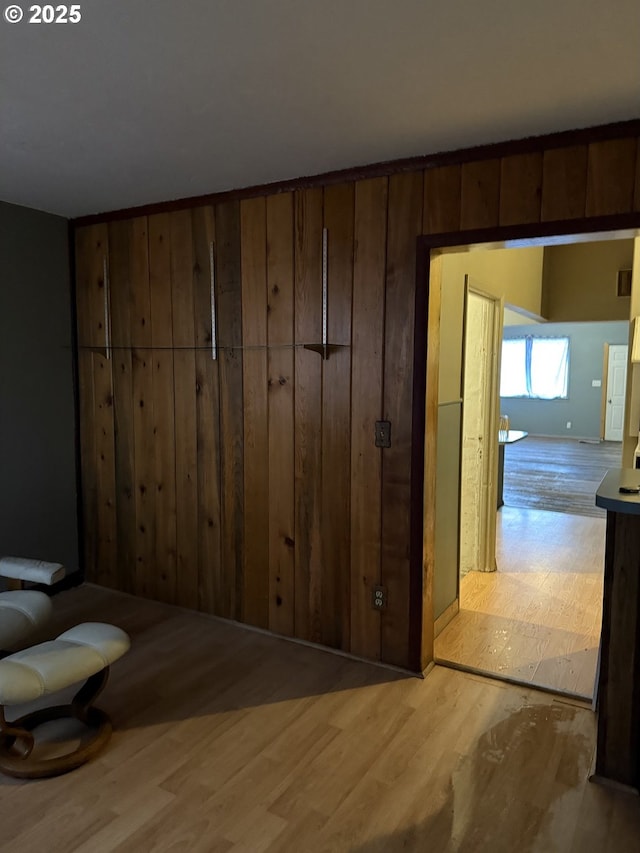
(460, 282, 502, 576)
(409, 216, 640, 673)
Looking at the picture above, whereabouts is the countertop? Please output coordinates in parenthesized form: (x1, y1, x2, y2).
(595, 468, 640, 515)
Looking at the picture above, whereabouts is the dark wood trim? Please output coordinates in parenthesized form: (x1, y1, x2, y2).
(410, 208, 640, 673)
(73, 119, 640, 227)
(408, 237, 429, 672)
(418, 211, 640, 250)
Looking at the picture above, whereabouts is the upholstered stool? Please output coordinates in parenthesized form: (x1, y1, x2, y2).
(0, 591, 53, 651)
(0, 622, 130, 778)
(0, 557, 65, 655)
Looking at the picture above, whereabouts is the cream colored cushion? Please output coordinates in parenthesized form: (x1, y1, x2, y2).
(0, 591, 52, 649)
(0, 556, 65, 586)
(0, 622, 130, 706)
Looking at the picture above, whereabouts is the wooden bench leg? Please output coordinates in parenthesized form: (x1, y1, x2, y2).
(0, 667, 113, 779)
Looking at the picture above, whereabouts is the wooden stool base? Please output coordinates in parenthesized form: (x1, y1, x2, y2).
(0, 667, 113, 779)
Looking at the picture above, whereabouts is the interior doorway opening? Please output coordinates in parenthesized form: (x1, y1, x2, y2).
(429, 227, 639, 700)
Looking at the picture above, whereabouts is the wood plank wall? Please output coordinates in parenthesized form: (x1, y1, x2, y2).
(75, 129, 640, 671)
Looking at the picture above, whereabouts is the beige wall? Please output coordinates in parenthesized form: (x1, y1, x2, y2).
(434, 244, 543, 619)
(542, 239, 634, 322)
(438, 246, 544, 402)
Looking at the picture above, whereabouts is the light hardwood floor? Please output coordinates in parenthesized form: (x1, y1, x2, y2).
(2, 583, 639, 852)
(435, 507, 605, 699)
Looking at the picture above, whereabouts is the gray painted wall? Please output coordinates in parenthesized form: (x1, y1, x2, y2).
(500, 321, 629, 439)
(0, 201, 79, 576)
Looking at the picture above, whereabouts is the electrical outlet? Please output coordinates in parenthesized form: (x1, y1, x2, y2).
(372, 585, 387, 610)
(566, 421, 572, 429)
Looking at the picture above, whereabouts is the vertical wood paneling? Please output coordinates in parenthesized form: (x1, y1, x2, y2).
(130, 217, 155, 599)
(92, 353, 118, 590)
(108, 220, 135, 593)
(460, 159, 501, 231)
(294, 187, 323, 642)
(192, 206, 222, 615)
(75, 223, 109, 349)
(216, 200, 244, 620)
(148, 213, 177, 604)
(540, 145, 588, 221)
(267, 193, 296, 637)
(420, 255, 442, 669)
(76, 126, 640, 673)
(586, 138, 638, 217)
(499, 152, 542, 226)
(75, 228, 103, 580)
(322, 183, 355, 650)
(381, 171, 423, 667)
(240, 197, 270, 628)
(350, 177, 388, 660)
(423, 165, 461, 234)
(76, 350, 97, 579)
(170, 210, 198, 609)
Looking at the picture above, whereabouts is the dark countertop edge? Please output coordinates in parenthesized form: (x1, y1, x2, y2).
(596, 468, 640, 516)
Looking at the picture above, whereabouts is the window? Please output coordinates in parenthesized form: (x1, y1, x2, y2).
(500, 336, 570, 399)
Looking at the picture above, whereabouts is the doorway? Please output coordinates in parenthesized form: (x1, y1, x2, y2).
(428, 232, 636, 700)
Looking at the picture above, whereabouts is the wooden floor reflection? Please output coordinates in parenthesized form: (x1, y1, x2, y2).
(435, 506, 605, 699)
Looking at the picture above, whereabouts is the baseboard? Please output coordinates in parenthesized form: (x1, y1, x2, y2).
(434, 599, 459, 638)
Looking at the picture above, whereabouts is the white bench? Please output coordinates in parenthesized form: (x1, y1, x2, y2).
(0, 622, 130, 778)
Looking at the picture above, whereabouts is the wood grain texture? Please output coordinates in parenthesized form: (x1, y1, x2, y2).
(435, 506, 604, 698)
(74, 229, 106, 581)
(420, 253, 442, 669)
(192, 206, 222, 615)
(240, 197, 270, 628)
(93, 354, 118, 591)
(596, 510, 640, 788)
(9, 583, 640, 853)
(423, 165, 461, 234)
(540, 145, 588, 222)
(294, 187, 323, 642)
(148, 214, 177, 604)
(76, 351, 98, 579)
(267, 193, 296, 637)
(381, 171, 423, 667)
(586, 138, 638, 217)
(499, 152, 542, 226)
(215, 200, 244, 620)
(460, 159, 501, 231)
(129, 218, 155, 599)
(108, 220, 135, 593)
(350, 177, 388, 660)
(170, 212, 198, 609)
(322, 183, 355, 650)
(74, 223, 110, 350)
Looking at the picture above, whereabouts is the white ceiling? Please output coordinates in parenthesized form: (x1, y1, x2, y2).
(1, 0, 639, 219)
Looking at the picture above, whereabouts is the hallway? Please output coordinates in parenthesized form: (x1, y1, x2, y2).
(434, 506, 605, 699)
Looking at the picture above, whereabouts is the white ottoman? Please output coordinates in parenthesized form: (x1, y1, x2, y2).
(0, 591, 52, 650)
(0, 622, 130, 778)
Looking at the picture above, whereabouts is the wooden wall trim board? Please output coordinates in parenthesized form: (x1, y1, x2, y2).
(72, 119, 640, 226)
(74, 122, 640, 673)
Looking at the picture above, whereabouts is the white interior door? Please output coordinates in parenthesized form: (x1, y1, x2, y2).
(459, 282, 502, 576)
(605, 344, 628, 441)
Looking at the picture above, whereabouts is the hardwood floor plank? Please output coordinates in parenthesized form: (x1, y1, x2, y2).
(3, 584, 640, 852)
(435, 505, 605, 698)
(502, 435, 622, 518)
